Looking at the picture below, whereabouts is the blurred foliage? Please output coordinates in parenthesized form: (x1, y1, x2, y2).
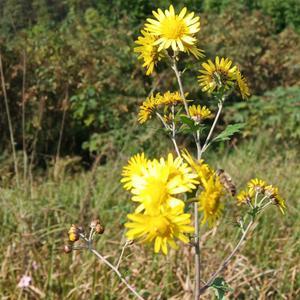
(1, 0, 300, 35)
(202, 0, 300, 32)
(225, 86, 300, 144)
(0, 1, 300, 167)
(0, 8, 154, 164)
(201, 11, 300, 94)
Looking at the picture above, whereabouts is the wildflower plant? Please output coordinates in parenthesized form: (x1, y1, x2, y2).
(66, 4, 286, 299)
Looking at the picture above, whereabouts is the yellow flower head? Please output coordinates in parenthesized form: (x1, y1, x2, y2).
(182, 149, 213, 186)
(138, 93, 162, 124)
(265, 185, 286, 214)
(160, 91, 183, 105)
(125, 209, 194, 255)
(236, 189, 254, 205)
(198, 56, 237, 93)
(160, 153, 199, 190)
(145, 5, 201, 56)
(199, 174, 224, 227)
(236, 69, 250, 99)
(248, 178, 267, 194)
(129, 153, 198, 214)
(188, 105, 212, 122)
(134, 30, 165, 75)
(121, 153, 149, 190)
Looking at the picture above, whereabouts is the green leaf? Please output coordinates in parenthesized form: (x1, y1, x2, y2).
(179, 115, 206, 134)
(180, 115, 195, 128)
(213, 123, 245, 143)
(210, 277, 231, 300)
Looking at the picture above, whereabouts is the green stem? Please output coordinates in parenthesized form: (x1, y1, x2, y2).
(199, 101, 223, 158)
(199, 217, 254, 295)
(80, 234, 144, 300)
(171, 57, 201, 299)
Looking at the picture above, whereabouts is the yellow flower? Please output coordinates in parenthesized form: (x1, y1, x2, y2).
(145, 5, 201, 56)
(188, 105, 212, 122)
(236, 189, 254, 205)
(248, 178, 267, 194)
(198, 174, 224, 226)
(160, 153, 199, 190)
(125, 209, 194, 255)
(138, 94, 162, 124)
(182, 149, 213, 186)
(236, 69, 250, 99)
(265, 185, 286, 214)
(130, 153, 198, 214)
(121, 153, 149, 190)
(198, 56, 237, 93)
(160, 91, 183, 105)
(134, 30, 165, 75)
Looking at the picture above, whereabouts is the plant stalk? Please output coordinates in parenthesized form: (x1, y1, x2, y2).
(80, 234, 144, 300)
(171, 57, 201, 299)
(21, 51, 27, 184)
(156, 111, 181, 157)
(0, 53, 19, 186)
(171, 58, 190, 117)
(199, 218, 254, 295)
(199, 101, 223, 158)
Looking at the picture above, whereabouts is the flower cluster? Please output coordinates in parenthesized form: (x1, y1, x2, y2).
(64, 219, 105, 254)
(121, 153, 198, 254)
(237, 178, 286, 214)
(134, 5, 203, 75)
(138, 91, 183, 124)
(135, 5, 250, 103)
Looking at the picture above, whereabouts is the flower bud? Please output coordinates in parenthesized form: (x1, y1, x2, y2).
(68, 224, 80, 242)
(95, 223, 105, 234)
(90, 219, 100, 229)
(63, 244, 72, 254)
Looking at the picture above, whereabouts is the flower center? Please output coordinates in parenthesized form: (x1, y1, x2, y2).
(150, 216, 171, 236)
(143, 179, 169, 211)
(161, 17, 187, 39)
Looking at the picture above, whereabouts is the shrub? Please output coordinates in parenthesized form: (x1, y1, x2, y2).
(225, 86, 300, 143)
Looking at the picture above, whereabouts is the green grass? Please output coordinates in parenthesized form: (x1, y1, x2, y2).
(0, 137, 299, 299)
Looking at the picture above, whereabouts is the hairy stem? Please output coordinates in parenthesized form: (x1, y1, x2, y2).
(80, 234, 144, 300)
(196, 129, 201, 160)
(171, 105, 181, 158)
(200, 101, 223, 158)
(171, 58, 190, 116)
(116, 240, 130, 270)
(156, 111, 181, 157)
(171, 57, 201, 299)
(199, 218, 254, 295)
(194, 201, 201, 299)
